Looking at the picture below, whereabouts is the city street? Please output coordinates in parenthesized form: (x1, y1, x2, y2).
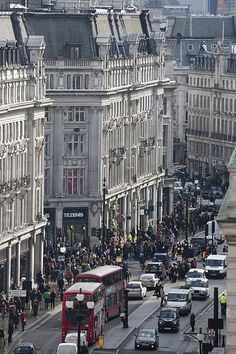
(10, 253, 227, 353)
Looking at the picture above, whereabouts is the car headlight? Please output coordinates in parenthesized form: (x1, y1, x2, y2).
(219, 270, 223, 273)
(159, 319, 164, 324)
(205, 270, 208, 272)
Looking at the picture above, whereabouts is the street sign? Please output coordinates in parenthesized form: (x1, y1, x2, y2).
(208, 328, 215, 339)
(208, 318, 224, 330)
(116, 214, 125, 224)
(8, 289, 27, 297)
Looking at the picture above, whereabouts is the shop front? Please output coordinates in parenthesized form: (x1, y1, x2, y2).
(63, 207, 89, 247)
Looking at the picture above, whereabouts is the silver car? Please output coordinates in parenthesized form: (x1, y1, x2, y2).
(127, 281, 147, 299)
(139, 273, 160, 289)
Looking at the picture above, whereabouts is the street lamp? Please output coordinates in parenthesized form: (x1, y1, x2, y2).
(197, 328, 204, 354)
(66, 290, 94, 354)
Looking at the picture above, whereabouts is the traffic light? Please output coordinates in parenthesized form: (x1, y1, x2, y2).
(96, 228, 102, 239)
(205, 223, 209, 237)
(212, 220, 215, 234)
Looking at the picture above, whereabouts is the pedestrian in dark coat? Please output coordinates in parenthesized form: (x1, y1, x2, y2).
(190, 313, 195, 332)
(0, 330, 5, 354)
(50, 290, 56, 309)
(8, 319, 14, 344)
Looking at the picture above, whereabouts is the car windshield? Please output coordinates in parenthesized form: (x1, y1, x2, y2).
(206, 259, 224, 267)
(14, 347, 33, 354)
(191, 280, 207, 288)
(138, 330, 154, 338)
(140, 275, 153, 279)
(155, 255, 166, 261)
(160, 310, 176, 319)
(168, 293, 187, 302)
(128, 283, 140, 289)
(146, 264, 160, 270)
(187, 271, 203, 278)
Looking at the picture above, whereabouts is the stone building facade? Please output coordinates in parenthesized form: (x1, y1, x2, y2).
(186, 43, 236, 183)
(23, 9, 173, 245)
(0, 13, 50, 293)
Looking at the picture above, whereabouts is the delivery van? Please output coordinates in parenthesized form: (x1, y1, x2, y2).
(165, 289, 192, 315)
(205, 254, 227, 279)
(56, 343, 77, 354)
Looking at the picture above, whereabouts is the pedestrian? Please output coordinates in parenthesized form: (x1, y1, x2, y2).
(190, 313, 195, 332)
(8, 318, 14, 344)
(43, 289, 50, 310)
(0, 330, 5, 354)
(50, 289, 56, 309)
(159, 285, 165, 306)
(20, 310, 27, 331)
(154, 282, 161, 299)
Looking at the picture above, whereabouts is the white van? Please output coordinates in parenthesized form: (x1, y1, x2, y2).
(205, 254, 227, 279)
(56, 343, 77, 354)
(165, 289, 192, 316)
(65, 332, 88, 353)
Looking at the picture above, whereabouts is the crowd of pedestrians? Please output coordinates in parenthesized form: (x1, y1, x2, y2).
(0, 179, 226, 351)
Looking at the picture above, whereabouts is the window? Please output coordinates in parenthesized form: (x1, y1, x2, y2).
(72, 75, 82, 89)
(85, 74, 89, 89)
(63, 168, 85, 195)
(64, 107, 85, 122)
(64, 134, 79, 156)
(75, 107, 85, 122)
(46, 74, 54, 89)
(70, 46, 80, 59)
(45, 134, 50, 156)
(45, 107, 51, 122)
(187, 44, 194, 51)
(45, 169, 50, 195)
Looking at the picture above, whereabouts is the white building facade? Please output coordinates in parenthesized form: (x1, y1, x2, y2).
(0, 13, 50, 293)
(24, 10, 173, 246)
(187, 44, 236, 184)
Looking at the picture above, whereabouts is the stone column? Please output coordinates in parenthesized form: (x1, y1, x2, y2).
(16, 241, 21, 288)
(6, 244, 12, 296)
(29, 232, 35, 285)
(126, 192, 132, 233)
(169, 186, 174, 214)
(122, 195, 127, 235)
(153, 184, 158, 231)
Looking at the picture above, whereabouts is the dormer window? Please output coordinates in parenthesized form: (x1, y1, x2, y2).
(66, 44, 81, 59)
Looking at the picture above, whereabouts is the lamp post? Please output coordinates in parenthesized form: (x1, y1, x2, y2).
(197, 328, 204, 354)
(102, 177, 106, 252)
(66, 290, 94, 354)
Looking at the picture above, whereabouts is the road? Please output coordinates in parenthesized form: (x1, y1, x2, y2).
(10, 249, 226, 353)
(119, 276, 226, 353)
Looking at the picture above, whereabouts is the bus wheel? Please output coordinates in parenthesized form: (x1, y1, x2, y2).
(105, 313, 109, 322)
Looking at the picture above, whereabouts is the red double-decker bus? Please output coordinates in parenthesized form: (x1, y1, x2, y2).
(62, 282, 105, 344)
(76, 265, 125, 321)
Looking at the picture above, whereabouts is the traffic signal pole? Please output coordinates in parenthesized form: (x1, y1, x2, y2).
(214, 287, 219, 347)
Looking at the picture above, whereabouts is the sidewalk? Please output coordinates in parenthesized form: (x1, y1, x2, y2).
(5, 281, 62, 353)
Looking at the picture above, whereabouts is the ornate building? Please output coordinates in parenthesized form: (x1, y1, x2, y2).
(0, 13, 50, 293)
(23, 9, 173, 245)
(187, 43, 236, 184)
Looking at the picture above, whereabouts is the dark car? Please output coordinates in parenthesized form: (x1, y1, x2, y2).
(211, 186, 223, 199)
(158, 308, 180, 333)
(153, 253, 171, 269)
(14, 343, 39, 354)
(135, 328, 159, 350)
(202, 189, 210, 199)
(145, 261, 167, 280)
